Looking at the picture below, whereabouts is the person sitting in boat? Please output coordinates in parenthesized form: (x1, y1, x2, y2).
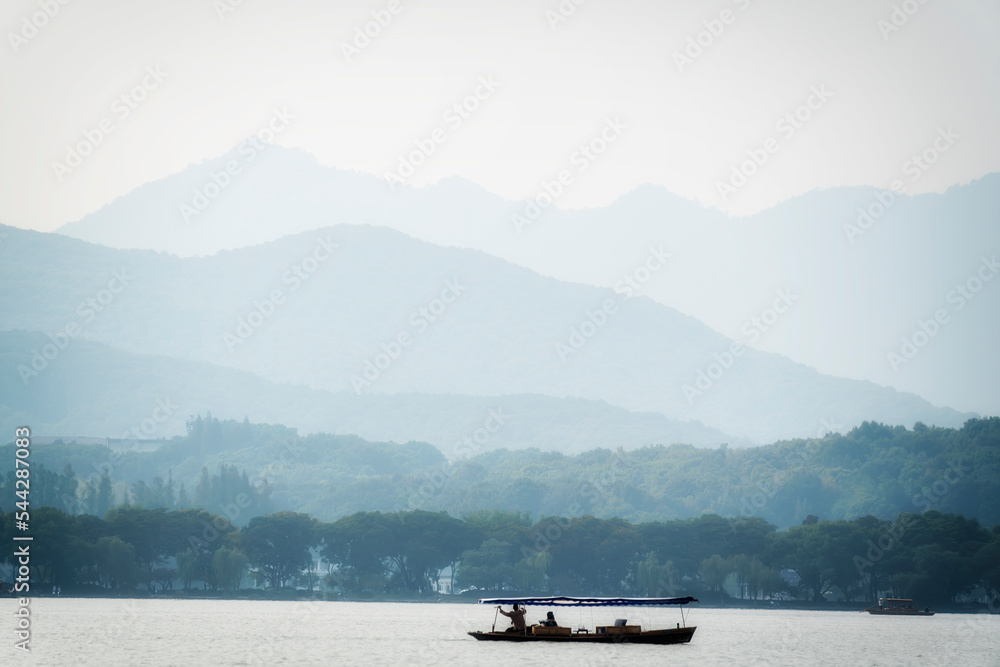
(498, 604, 526, 633)
(541, 611, 558, 627)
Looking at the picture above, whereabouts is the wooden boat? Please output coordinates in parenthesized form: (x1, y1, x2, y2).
(468, 595, 698, 644)
(864, 598, 934, 616)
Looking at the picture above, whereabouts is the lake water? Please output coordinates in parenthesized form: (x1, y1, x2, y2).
(2, 598, 998, 666)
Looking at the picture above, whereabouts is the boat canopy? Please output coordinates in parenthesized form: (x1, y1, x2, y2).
(478, 596, 698, 607)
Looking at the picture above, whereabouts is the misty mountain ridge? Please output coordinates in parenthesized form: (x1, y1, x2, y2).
(53, 145, 1000, 416)
(0, 330, 737, 454)
(0, 223, 973, 444)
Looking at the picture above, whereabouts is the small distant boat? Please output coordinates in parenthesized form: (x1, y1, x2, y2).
(864, 598, 934, 616)
(467, 595, 698, 645)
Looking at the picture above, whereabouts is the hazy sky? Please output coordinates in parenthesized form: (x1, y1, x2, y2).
(2, 0, 998, 232)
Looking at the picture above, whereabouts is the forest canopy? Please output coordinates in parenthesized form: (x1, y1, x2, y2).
(3, 416, 997, 528)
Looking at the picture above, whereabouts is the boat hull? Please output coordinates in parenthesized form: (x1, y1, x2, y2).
(468, 626, 696, 645)
(864, 598, 933, 616)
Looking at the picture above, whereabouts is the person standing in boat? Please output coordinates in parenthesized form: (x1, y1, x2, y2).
(498, 604, 526, 633)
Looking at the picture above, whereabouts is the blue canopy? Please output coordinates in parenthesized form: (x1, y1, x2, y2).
(478, 596, 698, 607)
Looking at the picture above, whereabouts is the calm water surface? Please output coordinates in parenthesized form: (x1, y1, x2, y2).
(2, 598, 998, 666)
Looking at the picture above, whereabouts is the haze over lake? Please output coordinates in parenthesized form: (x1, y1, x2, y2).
(3, 599, 999, 667)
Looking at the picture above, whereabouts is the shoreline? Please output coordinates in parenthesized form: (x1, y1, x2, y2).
(4, 592, 994, 614)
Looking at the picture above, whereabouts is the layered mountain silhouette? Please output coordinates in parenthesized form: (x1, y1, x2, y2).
(55, 146, 1000, 416)
(0, 331, 738, 454)
(0, 224, 971, 444)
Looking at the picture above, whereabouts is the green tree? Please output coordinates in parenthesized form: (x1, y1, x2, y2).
(176, 548, 198, 591)
(462, 510, 532, 544)
(28, 507, 80, 588)
(768, 525, 830, 601)
(319, 512, 395, 593)
(699, 554, 732, 597)
(635, 551, 678, 596)
(241, 512, 317, 589)
(151, 566, 177, 592)
(512, 550, 551, 593)
(212, 546, 248, 592)
(455, 539, 516, 592)
(386, 511, 479, 593)
(105, 506, 174, 590)
(95, 536, 138, 594)
(547, 515, 641, 594)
